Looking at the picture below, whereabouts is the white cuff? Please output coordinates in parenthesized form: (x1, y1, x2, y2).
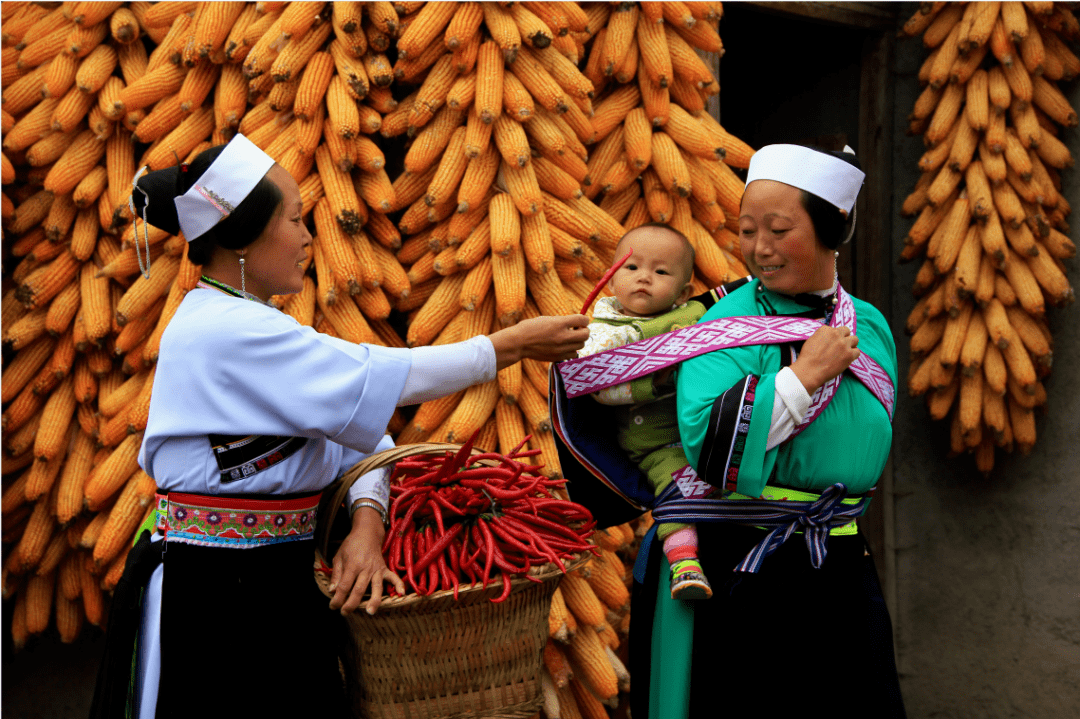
(775, 366, 811, 423)
(766, 367, 812, 451)
(346, 434, 394, 513)
(398, 335, 497, 406)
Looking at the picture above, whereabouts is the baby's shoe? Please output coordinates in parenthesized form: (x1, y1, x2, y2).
(670, 558, 712, 600)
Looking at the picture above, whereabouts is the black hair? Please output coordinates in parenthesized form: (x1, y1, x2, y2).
(799, 148, 862, 250)
(130, 144, 283, 265)
(617, 222, 696, 283)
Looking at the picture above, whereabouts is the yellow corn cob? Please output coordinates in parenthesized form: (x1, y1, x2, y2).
(1004, 305, 1051, 366)
(650, 131, 692, 198)
(353, 166, 396, 215)
(1030, 74, 1077, 127)
(406, 273, 469, 347)
(516, 371, 552, 435)
(23, 443, 66, 505)
(491, 244, 526, 327)
(93, 470, 156, 568)
(80, 556, 104, 626)
(23, 570, 55, 636)
(567, 623, 618, 701)
(39, 130, 105, 196)
(242, 7, 289, 78)
(456, 255, 492, 312)
(518, 210, 555, 276)
(440, 379, 499, 444)
(16, 250, 81, 312)
(482, 2, 521, 64)
(500, 160, 544, 217)
(55, 428, 96, 525)
(1025, 242, 1073, 305)
(42, 193, 77, 243)
(43, 51, 80, 100)
(317, 287, 378, 344)
(114, 254, 179, 326)
(1, 336, 56, 404)
(31, 371, 77, 465)
(314, 143, 365, 235)
(489, 193, 522, 258)
(509, 44, 569, 115)
(113, 60, 186, 118)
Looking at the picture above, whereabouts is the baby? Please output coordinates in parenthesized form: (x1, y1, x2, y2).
(577, 223, 712, 600)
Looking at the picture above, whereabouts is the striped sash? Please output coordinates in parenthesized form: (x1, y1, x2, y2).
(558, 284, 895, 424)
(651, 481, 872, 573)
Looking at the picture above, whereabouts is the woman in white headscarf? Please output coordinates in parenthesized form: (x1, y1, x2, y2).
(630, 145, 905, 718)
(91, 135, 589, 717)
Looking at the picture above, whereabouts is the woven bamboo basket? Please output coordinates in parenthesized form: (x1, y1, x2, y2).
(314, 443, 572, 719)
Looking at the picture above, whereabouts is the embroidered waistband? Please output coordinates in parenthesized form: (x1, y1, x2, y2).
(155, 491, 321, 549)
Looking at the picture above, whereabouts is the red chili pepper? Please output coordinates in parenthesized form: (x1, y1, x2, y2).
(495, 516, 567, 571)
(396, 488, 431, 534)
(404, 523, 418, 594)
(412, 522, 465, 575)
(429, 489, 466, 516)
(503, 509, 592, 544)
(477, 516, 501, 587)
(508, 435, 533, 456)
(459, 532, 477, 587)
(581, 248, 632, 315)
(437, 551, 454, 595)
(388, 527, 405, 573)
(491, 571, 512, 603)
(430, 498, 446, 535)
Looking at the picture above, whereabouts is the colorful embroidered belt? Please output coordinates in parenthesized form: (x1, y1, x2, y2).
(155, 491, 321, 549)
(652, 480, 871, 573)
(558, 284, 895, 435)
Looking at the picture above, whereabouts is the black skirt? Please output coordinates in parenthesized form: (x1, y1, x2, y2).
(630, 523, 906, 718)
(154, 537, 348, 716)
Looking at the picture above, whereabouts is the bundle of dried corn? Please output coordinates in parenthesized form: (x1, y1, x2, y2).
(387, 1, 752, 507)
(543, 518, 644, 719)
(898, 1, 1077, 474)
(0, 0, 409, 648)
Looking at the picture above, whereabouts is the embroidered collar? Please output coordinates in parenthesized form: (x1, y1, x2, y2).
(197, 275, 271, 306)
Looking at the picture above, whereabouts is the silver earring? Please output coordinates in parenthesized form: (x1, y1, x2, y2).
(239, 254, 246, 294)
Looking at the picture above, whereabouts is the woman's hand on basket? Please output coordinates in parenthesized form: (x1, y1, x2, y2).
(328, 505, 405, 615)
(488, 315, 590, 370)
(790, 325, 861, 395)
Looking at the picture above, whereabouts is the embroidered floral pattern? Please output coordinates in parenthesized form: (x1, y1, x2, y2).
(155, 493, 321, 549)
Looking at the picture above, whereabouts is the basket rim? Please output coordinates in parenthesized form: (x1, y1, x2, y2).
(313, 549, 583, 613)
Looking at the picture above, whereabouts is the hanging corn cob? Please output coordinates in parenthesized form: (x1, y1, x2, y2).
(898, 1, 1077, 475)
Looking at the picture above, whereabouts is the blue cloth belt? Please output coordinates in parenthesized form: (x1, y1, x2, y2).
(650, 482, 871, 574)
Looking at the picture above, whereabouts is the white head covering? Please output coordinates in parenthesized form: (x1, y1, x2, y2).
(744, 144, 865, 213)
(172, 133, 276, 242)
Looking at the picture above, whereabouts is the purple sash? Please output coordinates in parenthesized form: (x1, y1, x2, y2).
(558, 285, 895, 430)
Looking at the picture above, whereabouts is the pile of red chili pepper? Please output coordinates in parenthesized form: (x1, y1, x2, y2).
(382, 435, 598, 603)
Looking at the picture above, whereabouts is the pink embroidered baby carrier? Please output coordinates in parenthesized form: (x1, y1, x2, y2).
(559, 283, 894, 429)
(549, 283, 895, 530)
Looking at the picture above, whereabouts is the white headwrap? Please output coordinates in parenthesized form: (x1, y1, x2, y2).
(744, 144, 865, 214)
(128, 134, 276, 279)
(172, 133, 275, 242)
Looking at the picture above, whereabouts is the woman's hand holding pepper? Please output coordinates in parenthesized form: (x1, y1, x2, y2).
(489, 315, 590, 369)
(328, 505, 405, 615)
(790, 325, 861, 395)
